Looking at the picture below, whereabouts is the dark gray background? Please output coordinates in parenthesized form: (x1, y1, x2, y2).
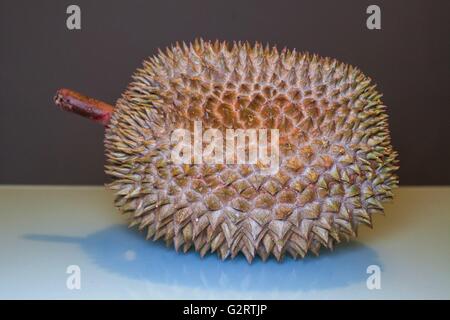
(0, 0, 449, 185)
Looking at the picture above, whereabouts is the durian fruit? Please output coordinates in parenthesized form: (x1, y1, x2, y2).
(54, 39, 399, 262)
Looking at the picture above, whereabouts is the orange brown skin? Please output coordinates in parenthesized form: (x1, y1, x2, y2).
(52, 40, 399, 262)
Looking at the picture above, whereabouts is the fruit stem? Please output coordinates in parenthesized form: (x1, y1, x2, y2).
(54, 88, 114, 125)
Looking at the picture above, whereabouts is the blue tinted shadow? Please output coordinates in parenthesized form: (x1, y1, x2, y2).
(24, 225, 381, 291)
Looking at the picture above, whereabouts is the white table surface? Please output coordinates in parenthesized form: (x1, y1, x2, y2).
(0, 185, 449, 299)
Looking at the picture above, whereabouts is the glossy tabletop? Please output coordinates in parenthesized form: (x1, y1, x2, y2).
(0, 186, 449, 299)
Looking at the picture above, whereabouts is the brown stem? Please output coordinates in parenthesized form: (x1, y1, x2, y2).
(54, 88, 114, 125)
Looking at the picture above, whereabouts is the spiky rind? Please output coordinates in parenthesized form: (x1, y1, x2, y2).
(104, 39, 399, 262)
